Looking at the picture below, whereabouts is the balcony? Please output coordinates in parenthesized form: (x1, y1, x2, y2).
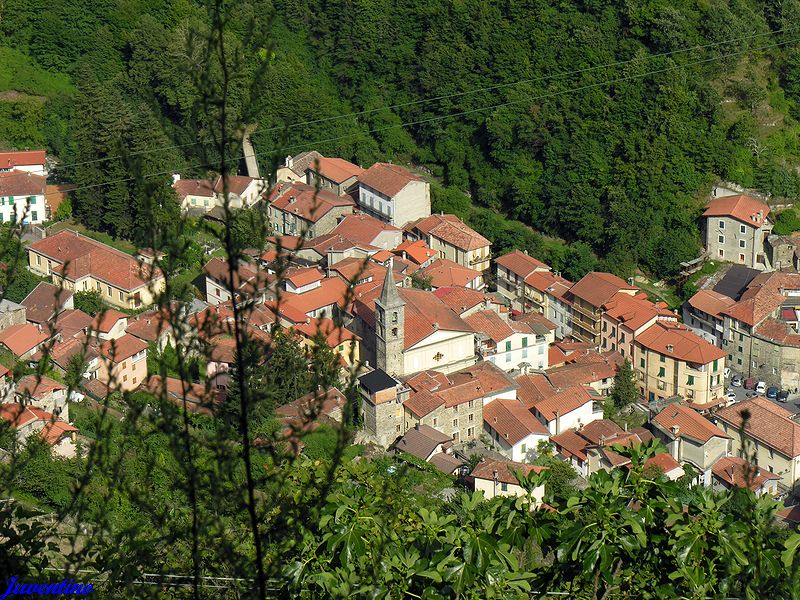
(571, 301, 600, 320)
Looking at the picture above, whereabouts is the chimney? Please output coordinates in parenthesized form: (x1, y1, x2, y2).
(432, 322, 439, 331)
(285, 155, 293, 168)
(555, 410, 561, 435)
(171, 173, 180, 183)
(667, 344, 674, 353)
(288, 196, 296, 204)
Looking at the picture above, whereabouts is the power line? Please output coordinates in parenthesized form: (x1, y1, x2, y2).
(46, 25, 798, 175)
(41, 34, 800, 200)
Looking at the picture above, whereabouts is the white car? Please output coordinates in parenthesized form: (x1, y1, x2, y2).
(725, 392, 737, 405)
(756, 381, 767, 395)
(724, 368, 731, 379)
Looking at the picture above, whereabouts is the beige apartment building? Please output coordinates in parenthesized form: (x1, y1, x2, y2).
(493, 250, 551, 309)
(357, 163, 430, 227)
(633, 321, 726, 406)
(567, 272, 638, 346)
(406, 214, 492, 274)
(27, 230, 165, 310)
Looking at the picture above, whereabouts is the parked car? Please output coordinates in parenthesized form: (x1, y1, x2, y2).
(778, 390, 790, 403)
(767, 386, 779, 399)
(724, 367, 731, 379)
(744, 378, 756, 390)
(725, 392, 737, 404)
(756, 381, 767, 395)
(731, 376, 743, 387)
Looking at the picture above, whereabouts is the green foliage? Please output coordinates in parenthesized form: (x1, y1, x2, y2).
(2, 266, 46, 304)
(611, 359, 639, 409)
(72, 290, 103, 316)
(773, 208, 800, 235)
(410, 271, 432, 290)
(54, 196, 72, 221)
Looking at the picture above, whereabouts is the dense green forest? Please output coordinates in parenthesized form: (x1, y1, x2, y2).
(3, 0, 800, 278)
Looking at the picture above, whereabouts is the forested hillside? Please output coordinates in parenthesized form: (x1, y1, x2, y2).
(2, 0, 800, 277)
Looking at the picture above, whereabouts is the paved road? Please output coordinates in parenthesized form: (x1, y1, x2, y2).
(726, 373, 800, 415)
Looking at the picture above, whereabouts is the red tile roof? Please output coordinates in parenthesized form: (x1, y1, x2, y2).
(687, 289, 736, 319)
(358, 163, 422, 197)
(712, 456, 779, 491)
(410, 214, 490, 251)
(393, 239, 436, 265)
(52, 309, 92, 339)
(433, 286, 497, 315)
(21, 282, 73, 324)
(484, 399, 549, 444)
(403, 389, 444, 417)
(28, 230, 159, 291)
(32, 333, 97, 370)
(0, 323, 47, 356)
(448, 361, 517, 397)
(545, 353, 621, 389)
(550, 430, 589, 462)
(530, 386, 595, 421)
(276, 387, 348, 421)
(270, 181, 355, 223)
(330, 213, 401, 246)
(16, 374, 65, 399)
(310, 156, 363, 183)
(602, 292, 664, 332)
(512, 311, 557, 331)
(212, 175, 257, 196)
(404, 370, 452, 394)
(703, 194, 770, 228)
(282, 277, 349, 316)
(293, 317, 359, 348)
(568, 272, 637, 308)
(471, 457, 545, 485)
(721, 271, 800, 327)
(0, 150, 45, 170)
(203, 257, 273, 296)
(92, 309, 127, 334)
(0, 403, 47, 428)
(99, 333, 148, 362)
(371, 250, 393, 263)
(577, 419, 625, 445)
(419, 258, 481, 288)
(40, 419, 78, 444)
(715, 397, 800, 457)
(495, 250, 549, 277)
(0, 170, 45, 196)
(644, 453, 683, 476)
(635, 321, 726, 364)
(652, 403, 729, 443)
(515, 373, 555, 409)
(173, 178, 215, 199)
(125, 311, 173, 343)
(286, 266, 324, 288)
(523, 270, 573, 300)
(464, 309, 515, 344)
(753, 318, 800, 347)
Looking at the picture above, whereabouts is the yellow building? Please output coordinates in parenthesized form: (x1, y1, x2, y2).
(633, 321, 726, 406)
(406, 214, 492, 274)
(293, 317, 361, 371)
(27, 230, 165, 310)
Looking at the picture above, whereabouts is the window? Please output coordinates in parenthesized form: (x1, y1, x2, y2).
(718, 249, 724, 258)
(521, 444, 527, 454)
(122, 362, 127, 370)
(737, 358, 742, 365)
(500, 482, 508, 492)
(191, 198, 197, 205)
(31, 210, 37, 221)
(522, 337, 528, 348)
(687, 375, 695, 385)
(739, 239, 746, 249)
(658, 367, 665, 377)
(467, 427, 474, 438)
(28, 196, 36, 205)
(133, 377, 137, 385)
(620, 333, 625, 343)
(396, 424, 401, 433)
(505, 352, 511, 362)
(453, 419, 458, 427)
(505, 341, 511, 352)
(713, 360, 718, 372)
(602, 321, 607, 332)
(392, 311, 398, 324)
(660, 354, 666, 363)
(739, 333, 744, 342)
(640, 358, 645, 368)
(657, 380, 666, 391)
(718, 235, 725, 244)
(522, 348, 528, 359)
(123, 374, 128, 382)
(719, 220, 725, 229)
(739, 253, 745, 263)
(469, 413, 473, 422)
(740, 224, 746, 234)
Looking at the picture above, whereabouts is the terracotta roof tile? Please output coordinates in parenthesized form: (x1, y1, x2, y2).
(644, 453, 683, 476)
(545, 353, 621, 389)
(212, 175, 257, 196)
(282, 277, 349, 316)
(21, 282, 73, 324)
(652, 403, 729, 443)
(0, 150, 45, 170)
(293, 317, 359, 348)
(0, 323, 47, 356)
(523, 270, 573, 300)
(721, 271, 800, 327)
(99, 333, 148, 362)
(703, 194, 770, 228)
(419, 258, 481, 288)
(52, 309, 92, 339)
(393, 239, 436, 265)
(471, 457, 545, 485)
(530, 386, 596, 422)
(578, 419, 625, 445)
(410, 214, 490, 251)
(712, 456, 780, 491)
(551, 430, 589, 462)
(286, 266, 325, 288)
(433, 286, 497, 316)
(92, 309, 127, 334)
(16, 374, 65, 399)
(568, 272, 637, 308)
(515, 373, 556, 409)
(173, 178, 215, 199)
(403, 389, 445, 417)
(310, 156, 363, 183)
(276, 387, 348, 422)
(358, 163, 422, 197)
(635, 321, 726, 364)
(40, 420, 78, 444)
(330, 213, 401, 246)
(687, 289, 736, 319)
(602, 291, 665, 332)
(715, 397, 800, 457)
(495, 250, 550, 277)
(464, 310, 514, 344)
(0, 169, 45, 196)
(484, 399, 549, 443)
(270, 181, 355, 223)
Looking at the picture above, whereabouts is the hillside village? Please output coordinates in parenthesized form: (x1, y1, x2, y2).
(4, 147, 800, 511)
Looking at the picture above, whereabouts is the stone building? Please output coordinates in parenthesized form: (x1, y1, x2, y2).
(359, 368, 405, 448)
(702, 194, 772, 270)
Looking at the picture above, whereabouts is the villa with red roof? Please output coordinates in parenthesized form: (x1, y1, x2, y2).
(27, 230, 165, 310)
(464, 309, 549, 372)
(567, 272, 639, 346)
(96, 334, 148, 392)
(483, 398, 550, 461)
(269, 181, 355, 238)
(356, 162, 430, 227)
(0, 170, 46, 224)
(0, 403, 77, 458)
(15, 375, 68, 420)
(494, 250, 551, 309)
(0, 150, 46, 175)
(703, 193, 772, 269)
(329, 213, 403, 250)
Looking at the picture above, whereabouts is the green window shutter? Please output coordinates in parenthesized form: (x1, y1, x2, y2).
(658, 367, 665, 377)
(713, 360, 718, 372)
(640, 358, 645, 368)
(522, 337, 528, 348)
(687, 375, 695, 385)
(505, 341, 511, 352)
